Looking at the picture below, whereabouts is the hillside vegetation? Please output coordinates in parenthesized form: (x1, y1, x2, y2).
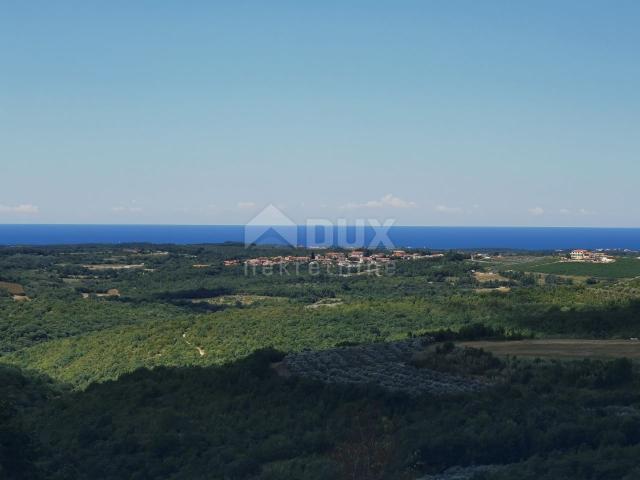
(2, 245, 640, 479)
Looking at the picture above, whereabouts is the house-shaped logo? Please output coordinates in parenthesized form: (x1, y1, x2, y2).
(244, 204, 297, 247)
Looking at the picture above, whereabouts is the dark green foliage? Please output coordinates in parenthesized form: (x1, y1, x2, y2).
(0, 365, 53, 480)
(425, 323, 525, 342)
(3, 354, 640, 479)
(412, 344, 505, 376)
(511, 300, 640, 338)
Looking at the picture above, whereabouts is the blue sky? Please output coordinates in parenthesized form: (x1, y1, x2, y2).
(1, 1, 638, 226)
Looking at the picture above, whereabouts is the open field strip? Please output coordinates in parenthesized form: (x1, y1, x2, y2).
(459, 339, 640, 359)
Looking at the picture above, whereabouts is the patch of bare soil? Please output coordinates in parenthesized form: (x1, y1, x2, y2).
(0, 281, 25, 295)
(305, 298, 344, 309)
(473, 271, 508, 283)
(96, 288, 121, 298)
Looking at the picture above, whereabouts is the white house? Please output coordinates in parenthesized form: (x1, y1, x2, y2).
(570, 249, 590, 261)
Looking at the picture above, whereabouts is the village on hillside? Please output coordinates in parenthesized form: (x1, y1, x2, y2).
(223, 249, 445, 268)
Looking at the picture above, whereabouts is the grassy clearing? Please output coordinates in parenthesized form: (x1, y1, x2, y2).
(473, 271, 509, 283)
(459, 339, 640, 359)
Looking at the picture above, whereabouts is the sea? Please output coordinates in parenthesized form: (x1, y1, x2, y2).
(1, 225, 639, 251)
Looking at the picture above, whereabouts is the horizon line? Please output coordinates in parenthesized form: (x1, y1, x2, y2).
(1, 223, 639, 230)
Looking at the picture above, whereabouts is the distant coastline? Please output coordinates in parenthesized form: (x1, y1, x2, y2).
(1, 224, 639, 250)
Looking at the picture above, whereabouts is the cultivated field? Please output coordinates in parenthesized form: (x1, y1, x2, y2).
(510, 257, 640, 279)
(280, 340, 489, 395)
(459, 339, 640, 359)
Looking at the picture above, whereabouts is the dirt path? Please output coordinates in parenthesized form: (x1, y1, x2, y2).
(459, 339, 640, 359)
(182, 333, 206, 357)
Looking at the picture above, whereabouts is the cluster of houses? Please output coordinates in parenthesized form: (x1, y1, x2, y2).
(569, 249, 615, 263)
(223, 250, 444, 268)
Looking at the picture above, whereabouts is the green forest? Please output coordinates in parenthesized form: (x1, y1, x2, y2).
(2, 244, 640, 479)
